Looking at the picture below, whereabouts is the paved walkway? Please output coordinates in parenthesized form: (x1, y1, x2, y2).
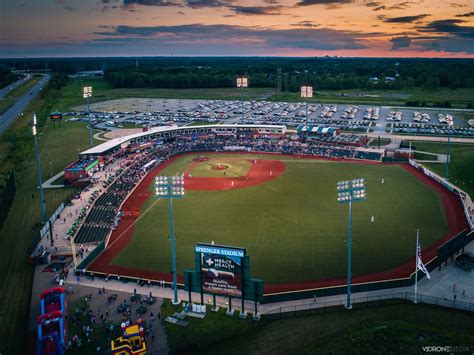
(42, 171, 65, 188)
(93, 131, 110, 141)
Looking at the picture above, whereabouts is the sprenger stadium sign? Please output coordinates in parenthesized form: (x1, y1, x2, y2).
(184, 243, 264, 315)
(195, 245, 245, 258)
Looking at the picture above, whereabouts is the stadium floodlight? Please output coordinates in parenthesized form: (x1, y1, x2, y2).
(154, 174, 185, 305)
(236, 76, 248, 123)
(83, 86, 93, 147)
(32, 114, 47, 224)
(337, 178, 367, 310)
(445, 120, 454, 181)
(301, 85, 313, 128)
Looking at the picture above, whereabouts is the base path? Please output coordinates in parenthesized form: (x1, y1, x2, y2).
(88, 153, 469, 294)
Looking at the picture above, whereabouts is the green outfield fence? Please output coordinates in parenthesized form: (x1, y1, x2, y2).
(79, 229, 471, 304)
(263, 292, 474, 320)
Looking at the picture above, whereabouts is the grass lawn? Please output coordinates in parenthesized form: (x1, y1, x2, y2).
(66, 298, 122, 355)
(62, 77, 275, 103)
(112, 154, 447, 283)
(0, 78, 102, 354)
(369, 137, 391, 147)
(404, 141, 474, 197)
(186, 120, 222, 126)
(0, 77, 40, 114)
(161, 299, 259, 353)
(270, 87, 474, 108)
(203, 302, 474, 354)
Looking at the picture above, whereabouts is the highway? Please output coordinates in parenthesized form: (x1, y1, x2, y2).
(0, 74, 50, 135)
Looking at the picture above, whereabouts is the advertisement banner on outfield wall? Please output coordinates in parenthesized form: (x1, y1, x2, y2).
(196, 244, 245, 297)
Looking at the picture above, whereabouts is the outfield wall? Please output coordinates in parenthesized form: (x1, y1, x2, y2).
(409, 159, 473, 230)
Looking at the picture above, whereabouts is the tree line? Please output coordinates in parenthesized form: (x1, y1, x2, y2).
(1, 57, 474, 91)
(0, 69, 20, 89)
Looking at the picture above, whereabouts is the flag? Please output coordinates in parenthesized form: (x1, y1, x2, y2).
(417, 243, 431, 280)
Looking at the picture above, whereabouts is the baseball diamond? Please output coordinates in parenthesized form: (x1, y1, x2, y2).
(87, 151, 467, 294)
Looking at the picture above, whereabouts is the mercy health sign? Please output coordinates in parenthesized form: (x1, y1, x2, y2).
(196, 245, 245, 297)
(184, 243, 263, 307)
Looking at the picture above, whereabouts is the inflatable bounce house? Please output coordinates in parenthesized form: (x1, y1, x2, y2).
(110, 319, 147, 354)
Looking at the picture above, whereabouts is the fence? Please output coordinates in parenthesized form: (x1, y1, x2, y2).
(27, 189, 77, 257)
(409, 159, 474, 229)
(0, 170, 16, 229)
(155, 292, 474, 354)
(263, 292, 474, 320)
(39, 202, 65, 238)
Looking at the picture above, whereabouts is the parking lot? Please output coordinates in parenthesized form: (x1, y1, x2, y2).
(71, 98, 474, 137)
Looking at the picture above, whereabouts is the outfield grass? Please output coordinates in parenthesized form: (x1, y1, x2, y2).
(113, 154, 447, 283)
(404, 141, 474, 197)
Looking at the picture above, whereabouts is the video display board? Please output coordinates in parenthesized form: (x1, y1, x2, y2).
(50, 112, 62, 121)
(196, 244, 246, 297)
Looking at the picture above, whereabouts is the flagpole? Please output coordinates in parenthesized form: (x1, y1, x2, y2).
(414, 229, 419, 304)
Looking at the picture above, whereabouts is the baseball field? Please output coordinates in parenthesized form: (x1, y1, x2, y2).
(86, 152, 463, 291)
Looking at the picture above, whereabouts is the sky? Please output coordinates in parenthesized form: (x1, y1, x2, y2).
(0, 0, 473, 57)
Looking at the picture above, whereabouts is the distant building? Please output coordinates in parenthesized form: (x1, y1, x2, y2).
(69, 70, 104, 78)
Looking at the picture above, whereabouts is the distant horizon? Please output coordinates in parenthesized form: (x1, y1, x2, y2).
(1, 0, 472, 58)
(1, 55, 474, 60)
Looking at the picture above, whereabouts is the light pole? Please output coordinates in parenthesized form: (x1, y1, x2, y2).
(83, 86, 93, 147)
(32, 114, 47, 224)
(337, 178, 367, 310)
(155, 174, 185, 305)
(444, 121, 453, 181)
(301, 85, 313, 129)
(236, 76, 248, 123)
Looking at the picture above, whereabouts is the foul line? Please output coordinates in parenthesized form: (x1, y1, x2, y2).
(105, 198, 162, 250)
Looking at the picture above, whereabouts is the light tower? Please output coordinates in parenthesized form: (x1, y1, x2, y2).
(337, 178, 367, 310)
(300, 85, 313, 128)
(83, 86, 93, 147)
(154, 174, 185, 305)
(32, 114, 47, 224)
(236, 76, 248, 123)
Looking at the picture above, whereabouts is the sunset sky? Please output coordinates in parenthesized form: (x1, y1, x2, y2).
(0, 0, 473, 57)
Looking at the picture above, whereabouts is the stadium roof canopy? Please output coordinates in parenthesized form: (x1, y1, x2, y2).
(296, 125, 337, 135)
(80, 124, 286, 156)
